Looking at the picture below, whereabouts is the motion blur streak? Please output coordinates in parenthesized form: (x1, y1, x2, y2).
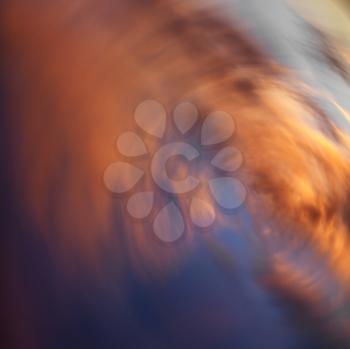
(2, 0, 350, 348)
